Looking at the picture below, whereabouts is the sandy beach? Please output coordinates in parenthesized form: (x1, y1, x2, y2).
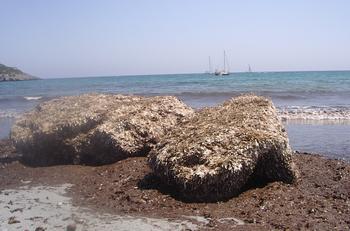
(1, 139, 349, 230)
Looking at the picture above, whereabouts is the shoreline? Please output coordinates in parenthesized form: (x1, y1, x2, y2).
(1, 139, 349, 230)
(3, 116, 350, 161)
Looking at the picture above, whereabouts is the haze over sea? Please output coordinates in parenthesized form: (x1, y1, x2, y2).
(1, 71, 349, 160)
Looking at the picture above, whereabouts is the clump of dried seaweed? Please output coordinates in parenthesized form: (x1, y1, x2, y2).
(11, 94, 193, 166)
(149, 95, 299, 202)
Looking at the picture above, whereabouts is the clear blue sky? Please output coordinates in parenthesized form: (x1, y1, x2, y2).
(0, 0, 349, 78)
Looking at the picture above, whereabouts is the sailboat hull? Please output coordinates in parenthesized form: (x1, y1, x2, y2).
(214, 71, 230, 76)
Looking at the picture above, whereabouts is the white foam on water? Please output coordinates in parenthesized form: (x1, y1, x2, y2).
(278, 106, 350, 121)
(0, 110, 20, 119)
(23, 96, 42, 101)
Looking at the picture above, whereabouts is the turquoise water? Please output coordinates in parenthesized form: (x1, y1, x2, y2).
(1, 71, 349, 160)
(1, 71, 350, 109)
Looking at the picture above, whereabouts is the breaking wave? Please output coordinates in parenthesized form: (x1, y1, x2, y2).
(277, 106, 350, 121)
(24, 96, 42, 100)
(0, 96, 48, 104)
(0, 110, 21, 119)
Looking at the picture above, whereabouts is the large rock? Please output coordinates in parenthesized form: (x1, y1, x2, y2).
(11, 94, 193, 166)
(149, 95, 299, 202)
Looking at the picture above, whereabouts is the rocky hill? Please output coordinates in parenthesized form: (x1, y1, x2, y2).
(0, 63, 39, 81)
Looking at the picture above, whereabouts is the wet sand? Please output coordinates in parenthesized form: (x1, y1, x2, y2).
(0, 139, 349, 230)
(1, 184, 201, 230)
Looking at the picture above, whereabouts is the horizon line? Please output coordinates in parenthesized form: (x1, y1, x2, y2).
(40, 69, 350, 79)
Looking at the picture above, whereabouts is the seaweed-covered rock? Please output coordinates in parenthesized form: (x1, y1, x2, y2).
(149, 95, 299, 202)
(11, 94, 193, 166)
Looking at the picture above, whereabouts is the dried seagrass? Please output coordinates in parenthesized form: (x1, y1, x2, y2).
(149, 95, 298, 202)
(11, 94, 193, 166)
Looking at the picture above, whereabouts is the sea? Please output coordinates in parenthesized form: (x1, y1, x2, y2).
(1, 71, 349, 160)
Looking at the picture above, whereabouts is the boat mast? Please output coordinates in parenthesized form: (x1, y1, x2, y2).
(223, 50, 226, 72)
(208, 56, 212, 74)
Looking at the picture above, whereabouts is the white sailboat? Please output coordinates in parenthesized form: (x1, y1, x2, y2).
(215, 50, 230, 76)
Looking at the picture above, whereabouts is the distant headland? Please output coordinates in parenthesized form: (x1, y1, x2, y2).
(0, 63, 39, 81)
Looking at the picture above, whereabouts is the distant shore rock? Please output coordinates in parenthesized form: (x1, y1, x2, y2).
(0, 63, 38, 81)
(11, 94, 193, 166)
(149, 95, 299, 202)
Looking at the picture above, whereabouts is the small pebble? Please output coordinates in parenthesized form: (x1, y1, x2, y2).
(66, 223, 77, 231)
(35, 227, 46, 231)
